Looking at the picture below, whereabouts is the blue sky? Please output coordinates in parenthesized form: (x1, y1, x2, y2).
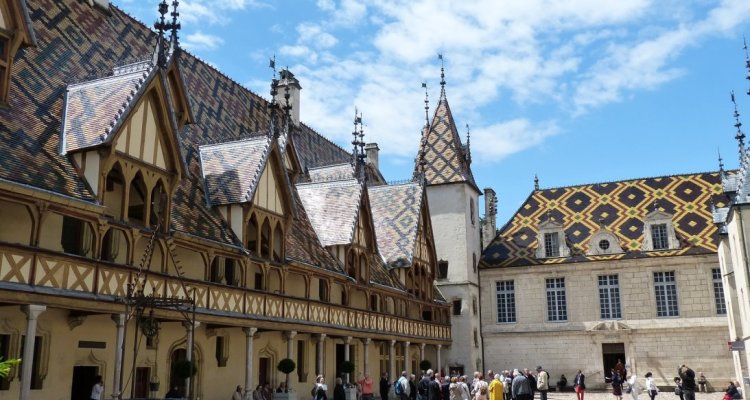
(116, 0, 750, 227)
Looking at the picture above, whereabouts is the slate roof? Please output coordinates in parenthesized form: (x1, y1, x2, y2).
(482, 172, 729, 268)
(414, 96, 478, 191)
(62, 63, 153, 153)
(369, 182, 424, 268)
(308, 163, 355, 183)
(199, 135, 271, 205)
(287, 187, 346, 273)
(295, 179, 363, 247)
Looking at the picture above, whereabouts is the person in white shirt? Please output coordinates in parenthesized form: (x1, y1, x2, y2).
(627, 373, 641, 400)
(90, 375, 103, 400)
(645, 372, 659, 400)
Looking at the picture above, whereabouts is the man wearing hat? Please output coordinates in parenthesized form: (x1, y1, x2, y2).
(536, 367, 549, 400)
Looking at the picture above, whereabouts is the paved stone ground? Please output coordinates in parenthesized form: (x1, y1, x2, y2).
(542, 391, 723, 400)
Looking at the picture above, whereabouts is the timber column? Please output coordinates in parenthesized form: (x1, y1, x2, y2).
(111, 314, 126, 400)
(184, 320, 200, 398)
(20, 305, 46, 400)
(244, 327, 258, 394)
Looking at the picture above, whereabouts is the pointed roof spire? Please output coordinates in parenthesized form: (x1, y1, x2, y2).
(421, 82, 429, 129)
(744, 36, 750, 96)
(438, 53, 446, 99)
(154, 0, 180, 69)
(732, 91, 746, 161)
(168, 0, 181, 50)
(534, 174, 539, 191)
(465, 123, 472, 165)
(268, 58, 280, 140)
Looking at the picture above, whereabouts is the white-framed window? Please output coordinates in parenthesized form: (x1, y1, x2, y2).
(712, 268, 727, 316)
(546, 277, 567, 321)
(598, 275, 622, 319)
(495, 280, 516, 323)
(654, 271, 679, 317)
(642, 210, 679, 251)
(536, 218, 570, 259)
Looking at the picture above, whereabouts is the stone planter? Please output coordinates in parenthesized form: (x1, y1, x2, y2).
(276, 391, 299, 400)
(345, 387, 358, 400)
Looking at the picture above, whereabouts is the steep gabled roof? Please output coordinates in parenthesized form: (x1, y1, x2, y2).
(415, 97, 478, 191)
(369, 182, 424, 268)
(295, 178, 363, 247)
(308, 163, 355, 183)
(482, 171, 730, 268)
(199, 135, 271, 205)
(287, 187, 346, 273)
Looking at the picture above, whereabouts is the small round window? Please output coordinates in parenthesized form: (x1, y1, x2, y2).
(598, 239, 610, 250)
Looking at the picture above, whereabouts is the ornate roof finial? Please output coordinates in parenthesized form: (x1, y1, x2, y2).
(719, 148, 725, 175)
(652, 200, 659, 212)
(438, 53, 446, 99)
(744, 36, 750, 96)
(283, 74, 292, 131)
(534, 174, 539, 191)
(352, 107, 361, 164)
(421, 82, 429, 129)
(465, 123, 472, 164)
(268, 58, 280, 139)
(732, 91, 746, 161)
(154, 0, 170, 68)
(169, 0, 181, 50)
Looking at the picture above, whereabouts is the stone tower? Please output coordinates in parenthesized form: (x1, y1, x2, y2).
(415, 82, 483, 375)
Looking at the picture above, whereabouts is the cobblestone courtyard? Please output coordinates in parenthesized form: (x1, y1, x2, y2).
(543, 391, 724, 400)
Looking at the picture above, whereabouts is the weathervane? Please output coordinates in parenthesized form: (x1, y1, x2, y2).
(732, 91, 746, 161)
(422, 82, 430, 129)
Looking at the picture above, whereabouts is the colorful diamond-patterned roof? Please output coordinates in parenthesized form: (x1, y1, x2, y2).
(415, 97, 478, 191)
(482, 172, 729, 268)
(199, 136, 271, 205)
(287, 187, 346, 273)
(308, 163, 355, 182)
(62, 65, 153, 153)
(369, 182, 424, 268)
(296, 179, 363, 247)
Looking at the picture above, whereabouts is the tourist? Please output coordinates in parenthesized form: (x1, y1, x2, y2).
(724, 381, 741, 400)
(574, 371, 585, 400)
(611, 369, 623, 400)
(459, 376, 472, 400)
(335, 378, 346, 400)
(428, 371, 442, 400)
(645, 372, 658, 400)
(627, 373, 641, 400)
(315, 375, 329, 400)
(90, 375, 103, 400)
(536, 367, 549, 400)
(697, 373, 707, 393)
(417, 371, 431, 400)
(674, 377, 683, 400)
(677, 365, 696, 400)
(616, 360, 627, 381)
(511, 370, 531, 400)
(253, 385, 264, 400)
(277, 382, 287, 393)
(475, 379, 489, 400)
(359, 373, 375, 400)
(557, 375, 567, 392)
(489, 374, 504, 400)
(450, 377, 461, 400)
(487, 371, 495, 384)
(264, 383, 274, 400)
(524, 369, 536, 400)
(233, 385, 244, 400)
(410, 375, 418, 400)
(381, 372, 391, 400)
(503, 372, 512, 400)
(397, 371, 411, 400)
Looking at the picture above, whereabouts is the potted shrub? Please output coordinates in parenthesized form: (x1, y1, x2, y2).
(277, 359, 298, 400)
(340, 361, 357, 400)
(149, 375, 160, 392)
(419, 360, 431, 373)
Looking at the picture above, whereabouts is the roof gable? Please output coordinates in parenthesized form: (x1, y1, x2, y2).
(295, 179, 363, 247)
(482, 172, 730, 268)
(369, 182, 424, 268)
(199, 135, 271, 206)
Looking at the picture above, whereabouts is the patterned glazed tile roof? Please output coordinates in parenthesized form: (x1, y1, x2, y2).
(199, 135, 271, 205)
(287, 187, 346, 273)
(293, 123, 352, 169)
(369, 182, 424, 268)
(295, 179, 363, 247)
(62, 64, 153, 153)
(368, 252, 400, 288)
(482, 171, 730, 268)
(414, 97, 478, 191)
(308, 163, 355, 182)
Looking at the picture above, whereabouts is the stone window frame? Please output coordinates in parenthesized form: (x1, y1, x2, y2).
(495, 280, 516, 324)
(712, 268, 727, 316)
(641, 210, 679, 251)
(587, 228, 624, 256)
(535, 219, 570, 259)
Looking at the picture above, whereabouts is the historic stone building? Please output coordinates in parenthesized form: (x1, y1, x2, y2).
(414, 79, 483, 375)
(0, 1, 451, 400)
(480, 173, 734, 389)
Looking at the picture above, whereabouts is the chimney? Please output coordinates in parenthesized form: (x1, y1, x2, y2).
(365, 143, 379, 170)
(482, 188, 497, 249)
(275, 69, 301, 126)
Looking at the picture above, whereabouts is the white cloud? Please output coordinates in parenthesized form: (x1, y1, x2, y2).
(182, 31, 224, 51)
(276, 0, 750, 163)
(179, 0, 270, 26)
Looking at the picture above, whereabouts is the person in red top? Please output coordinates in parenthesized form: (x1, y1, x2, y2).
(359, 373, 375, 400)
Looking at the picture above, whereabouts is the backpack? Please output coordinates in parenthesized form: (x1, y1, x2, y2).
(395, 380, 404, 396)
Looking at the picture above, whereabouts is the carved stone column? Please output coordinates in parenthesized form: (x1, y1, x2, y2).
(362, 338, 371, 376)
(183, 320, 201, 398)
(286, 331, 297, 359)
(389, 340, 396, 383)
(404, 342, 410, 374)
(244, 327, 258, 394)
(317, 334, 327, 376)
(344, 337, 352, 382)
(111, 314, 126, 400)
(419, 344, 425, 369)
(436, 344, 442, 377)
(20, 305, 46, 400)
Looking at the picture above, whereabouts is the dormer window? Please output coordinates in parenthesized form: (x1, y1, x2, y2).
(642, 209, 679, 251)
(587, 227, 624, 256)
(536, 218, 570, 259)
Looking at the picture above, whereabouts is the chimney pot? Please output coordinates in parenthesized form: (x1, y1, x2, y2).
(364, 143, 380, 170)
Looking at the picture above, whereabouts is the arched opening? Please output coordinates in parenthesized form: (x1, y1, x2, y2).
(346, 250, 356, 279)
(134, 237, 163, 274)
(101, 228, 128, 264)
(370, 293, 381, 312)
(358, 254, 368, 284)
(260, 219, 271, 259)
(150, 180, 167, 229)
(316, 279, 329, 302)
(247, 213, 259, 254)
(350, 288, 367, 310)
(0, 199, 32, 245)
(267, 268, 282, 293)
(248, 262, 264, 290)
(285, 272, 306, 298)
(59, 216, 94, 257)
(384, 297, 395, 314)
(169, 348, 188, 397)
(272, 222, 284, 262)
(104, 163, 125, 219)
(128, 172, 148, 225)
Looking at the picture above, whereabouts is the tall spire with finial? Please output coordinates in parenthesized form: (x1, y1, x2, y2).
(534, 174, 539, 191)
(268, 57, 279, 140)
(352, 107, 361, 164)
(168, 0, 180, 50)
(465, 123, 472, 165)
(154, 0, 180, 68)
(732, 91, 746, 161)
(421, 82, 429, 129)
(744, 37, 750, 96)
(438, 53, 446, 99)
